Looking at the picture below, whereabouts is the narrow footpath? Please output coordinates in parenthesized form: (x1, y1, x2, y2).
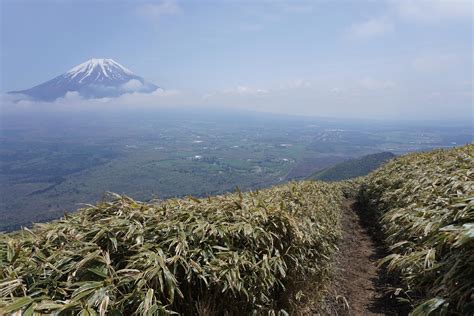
(330, 200, 406, 316)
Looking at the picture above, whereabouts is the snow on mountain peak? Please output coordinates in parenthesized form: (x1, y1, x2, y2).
(66, 58, 135, 82)
(8, 58, 159, 101)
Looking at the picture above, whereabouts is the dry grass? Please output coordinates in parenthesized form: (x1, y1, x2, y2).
(0, 181, 343, 315)
(358, 144, 473, 315)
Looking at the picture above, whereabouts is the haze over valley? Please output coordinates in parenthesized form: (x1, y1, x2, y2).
(1, 108, 471, 231)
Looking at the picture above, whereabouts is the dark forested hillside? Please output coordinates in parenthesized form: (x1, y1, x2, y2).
(309, 152, 396, 181)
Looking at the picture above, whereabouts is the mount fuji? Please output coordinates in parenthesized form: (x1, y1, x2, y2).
(8, 58, 160, 101)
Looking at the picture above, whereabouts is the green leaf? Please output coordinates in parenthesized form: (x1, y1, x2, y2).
(0, 296, 33, 314)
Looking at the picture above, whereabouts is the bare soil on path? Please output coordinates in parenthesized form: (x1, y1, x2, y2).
(328, 200, 408, 316)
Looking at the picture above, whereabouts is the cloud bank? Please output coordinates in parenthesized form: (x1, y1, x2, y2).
(2, 74, 471, 121)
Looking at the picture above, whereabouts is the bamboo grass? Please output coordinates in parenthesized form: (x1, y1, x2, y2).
(0, 181, 343, 315)
(358, 144, 473, 315)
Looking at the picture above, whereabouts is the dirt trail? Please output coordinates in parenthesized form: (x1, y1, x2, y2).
(331, 200, 403, 316)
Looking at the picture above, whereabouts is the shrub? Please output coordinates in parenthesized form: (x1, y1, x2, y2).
(0, 181, 343, 315)
(358, 144, 474, 314)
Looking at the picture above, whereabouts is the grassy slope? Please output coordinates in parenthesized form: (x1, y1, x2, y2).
(0, 145, 471, 315)
(309, 152, 396, 181)
(0, 181, 346, 315)
(358, 144, 473, 314)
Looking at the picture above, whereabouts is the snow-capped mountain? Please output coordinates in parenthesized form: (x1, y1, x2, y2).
(9, 58, 159, 101)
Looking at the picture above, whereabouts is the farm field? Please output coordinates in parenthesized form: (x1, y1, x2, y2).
(1, 110, 470, 231)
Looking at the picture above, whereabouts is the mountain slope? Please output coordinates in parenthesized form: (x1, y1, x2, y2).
(309, 152, 396, 181)
(0, 145, 471, 315)
(357, 144, 473, 314)
(0, 181, 344, 314)
(8, 58, 159, 101)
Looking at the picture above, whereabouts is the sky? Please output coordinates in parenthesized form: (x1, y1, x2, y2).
(1, 0, 473, 120)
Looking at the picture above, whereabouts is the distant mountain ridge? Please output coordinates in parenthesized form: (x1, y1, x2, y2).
(309, 152, 396, 181)
(8, 58, 159, 101)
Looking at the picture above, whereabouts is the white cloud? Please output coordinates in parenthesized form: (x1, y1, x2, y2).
(346, 1, 471, 41)
(279, 79, 312, 89)
(0, 88, 185, 114)
(236, 1, 316, 32)
(121, 79, 144, 91)
(1, 75, 470, 121)
(136, 0, 182, 21)
(202, 86, 268, 100)
(277, 2, 315, 14)
(394, 0, 472, 21)
(349, 17, 394, 39)
(411, 53, 459, 72)
(236, 86, 267, 95)
(63, 91, 82, 100)
(227, 86, 269, 95)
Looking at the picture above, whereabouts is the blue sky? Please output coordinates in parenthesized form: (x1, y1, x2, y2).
(1, 0, 472, 120)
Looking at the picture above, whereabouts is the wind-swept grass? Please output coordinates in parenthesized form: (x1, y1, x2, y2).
(358, 144, 473, 314)
(0, 181, 343, 315)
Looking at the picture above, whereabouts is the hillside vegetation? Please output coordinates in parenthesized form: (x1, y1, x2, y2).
(0, 144, 472, 315)
(309, 152, 396, 181)
(0, 182, 344, 315)
(358, 144, 473, 314)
